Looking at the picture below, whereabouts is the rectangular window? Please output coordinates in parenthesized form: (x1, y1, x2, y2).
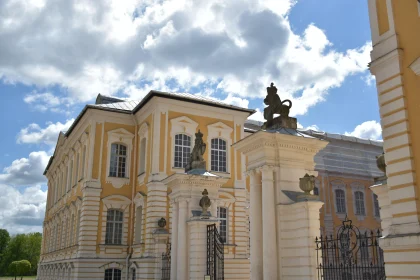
(335, 189, 346, 213)
(217, 207, 228, 243)
(373, 194, 380, 217)
(139, 138, 146, 174)
(134, 206, 142, 244)
(110, 144, 127, 178)
(355, 191, 366, 216)
(105, 209, 123, 245)
(81, 146, 86, 179)
(174, 134, 191, 168)
(69, 159, 73, 189)
(211, 138, 227, 172)
(75, 154, 79, 184)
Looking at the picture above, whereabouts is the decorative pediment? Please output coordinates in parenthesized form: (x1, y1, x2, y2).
(103, 194, 131, 206)
(207, 122, 233, 139)
(138, 122, 149, 138)
(107, 128, 135, 140)
(170, 116, 198, 136)
(134, 192, 145, 207)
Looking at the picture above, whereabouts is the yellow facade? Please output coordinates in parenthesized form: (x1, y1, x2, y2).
(368, 0, 420, 278)
(38, 92, 384, 279)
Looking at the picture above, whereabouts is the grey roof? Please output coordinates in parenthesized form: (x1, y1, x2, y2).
(92, 99, 141, 112)
(264, 127, 318, 138)
(300, 129, 383, 146)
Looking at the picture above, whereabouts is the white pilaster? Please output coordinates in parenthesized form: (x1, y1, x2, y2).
(170, 202, 178, 280)
(261, 167, 278, 280)
(177, 199, 189, 280)
(249, 170, 263, 279)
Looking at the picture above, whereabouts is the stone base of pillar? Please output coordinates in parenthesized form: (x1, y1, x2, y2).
(188, 217, 219, 280)
(153, 230, 170, 280)
(277, 200, 323, 280)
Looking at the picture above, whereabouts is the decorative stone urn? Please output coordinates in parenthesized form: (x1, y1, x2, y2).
(299, 173, 316, 194)
(158, 217, 167, 228)
(376, 152, 386, 173)
(199, 189, 212, 217)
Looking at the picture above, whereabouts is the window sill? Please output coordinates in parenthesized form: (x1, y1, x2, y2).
(355, 214, 366, 221)
(106, 176, 130, 189)
(210, 171, 230, 178)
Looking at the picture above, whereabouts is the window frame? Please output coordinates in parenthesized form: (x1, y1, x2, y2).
(207, 122, 232, 175)
(351, 183, 367, 220)
(109, 143, 128, 178)
(335, 189, 347, 214)
(170, 116, 198, 173)
(354, 191, 366, 216)
(173, 133, 192, 169)
(210, 138, 228, 173)
(217, 206, 228, 243)
(373, 193, 380, 217)
(105, 268, 122, 280)
(105, 209, 124, 245)
(106, 128, 134, 189)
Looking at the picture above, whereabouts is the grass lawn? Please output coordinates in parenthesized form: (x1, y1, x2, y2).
(0, 277, 36, 279)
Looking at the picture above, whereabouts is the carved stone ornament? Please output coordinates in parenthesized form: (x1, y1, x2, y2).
(299, 173, 315, 194)
(199, 189, 212, 217)
(263, 82, 292, 121)
(158, 217, 167, 228)
(376, 152, 386, 173)
(185, 129, 207, 172)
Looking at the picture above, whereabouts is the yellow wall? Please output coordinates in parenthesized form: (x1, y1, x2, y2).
(376, 0, 390, 35)
(392, 0, 420, 218)
(319, 175, 381, 234)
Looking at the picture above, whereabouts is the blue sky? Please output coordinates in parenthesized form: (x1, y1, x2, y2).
(0, 0, 381, 233)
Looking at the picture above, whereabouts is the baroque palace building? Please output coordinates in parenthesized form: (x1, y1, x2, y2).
(37, 91, 383, 280)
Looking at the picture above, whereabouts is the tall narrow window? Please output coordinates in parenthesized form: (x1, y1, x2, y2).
(131, 268, 136, 280)
(81, 146, 86, 179)
(335, 189, 346, 213)
(109, 144, 127, 178)
(217, 207, 228, 243)
(76, 210, 81, 244)
(75, 154, 79, 184)
(105, 209, 123, 245)
(69, 159, 73, 189)
(134, 206, 142, 244)
(105, 268, 121, 280)
(373, 194, 380, 217)
(211, 138, 227, 172)
(139, 138, 146, 174)
(69, 214, 74, 246)
(355, 191, 366, 215)
(174, 134, 191, 168)
(314, 186, 319, 195)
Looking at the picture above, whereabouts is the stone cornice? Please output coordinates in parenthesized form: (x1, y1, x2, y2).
(409, 56, 420, 76)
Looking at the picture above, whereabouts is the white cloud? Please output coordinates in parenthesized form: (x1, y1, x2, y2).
(345, 120, 382, 140)
(0, 184, 47, 234)
(0, 0, 370, 116)
(23, 91, 73, 113)
(363, 74, 376, 86)
(0, 151, 50, 186)
(17, 119, 74, 146)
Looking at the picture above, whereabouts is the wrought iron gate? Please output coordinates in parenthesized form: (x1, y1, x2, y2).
(207, 224, 224, 280)
(161, 243, 171, 280)
(315, 217, 386, 280)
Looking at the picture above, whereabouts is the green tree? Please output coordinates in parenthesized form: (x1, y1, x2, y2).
(0, 229, 10, 276)
(23, 233, 42, 275)
(9, 260, 31, 280)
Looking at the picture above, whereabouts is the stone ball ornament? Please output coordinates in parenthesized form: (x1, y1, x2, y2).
(299, 173, 316, 194)
(376, 152, 386, 173)
(158, 217, 167, 228)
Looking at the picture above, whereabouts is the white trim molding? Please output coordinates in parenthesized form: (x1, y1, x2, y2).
(207, 122, 233, 174)
(106, 128, 134, 189)
(170, 116, 198, 172)
(409, 57, 420, 76)
(100, 195, 131, 246)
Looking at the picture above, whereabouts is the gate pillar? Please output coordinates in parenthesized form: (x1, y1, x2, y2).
(188, 218, 219, 280)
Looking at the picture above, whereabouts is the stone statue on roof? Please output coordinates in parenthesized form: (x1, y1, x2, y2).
(185, 130, 207, 172)
(263, 82, 292, 121)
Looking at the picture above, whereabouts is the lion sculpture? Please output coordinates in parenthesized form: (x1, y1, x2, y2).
(263, 82, 292, 121)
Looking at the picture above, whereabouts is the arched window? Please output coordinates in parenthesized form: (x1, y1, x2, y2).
(105, 268, 121, 280)
(217, 207, 228, 243)
(139, 138, 146, 174)
(109, 144, 127, 178)
(211, 138, 227, 172)
(131, 268, 136, 280)
(355, 191, 365, 215)
(335, 189, 346, 213)
(105, 209, 123, 245)
(373, 194, 380, 217)
(174, 134, 191, 168)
